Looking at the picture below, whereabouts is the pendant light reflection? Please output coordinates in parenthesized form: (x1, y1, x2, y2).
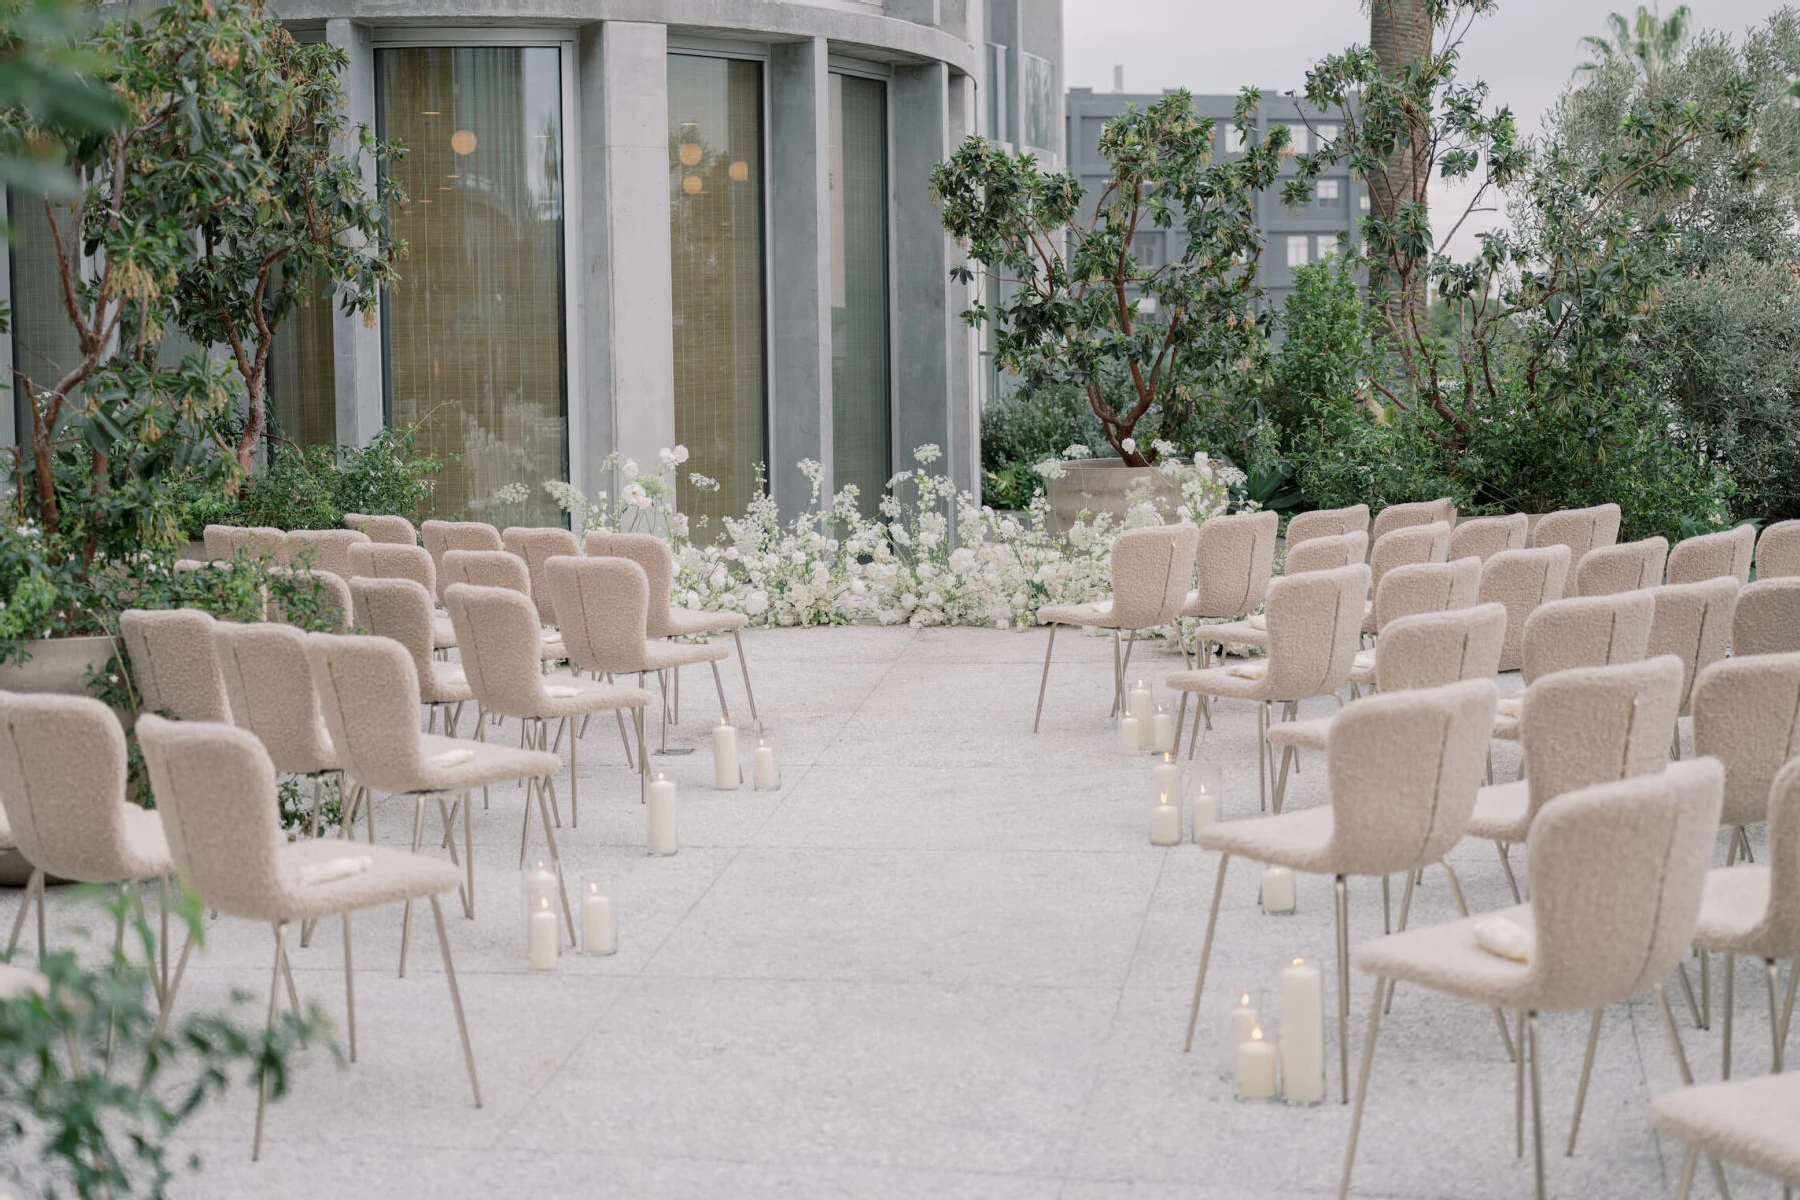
(682, 175, 703, 196)
(728, 160, 749, 182)
(450, 129, 478, 155)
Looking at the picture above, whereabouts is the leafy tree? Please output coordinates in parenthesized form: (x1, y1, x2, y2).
(0, 0, 122, 208)
(931, 88, 1287, 466)
(1577, 4, 1693, 92)
(1367, 0, 1436, 332)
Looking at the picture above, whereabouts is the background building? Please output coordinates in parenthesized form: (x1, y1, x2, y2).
(2, 1, 1065, 526)
(1064, 86, 1363, 317)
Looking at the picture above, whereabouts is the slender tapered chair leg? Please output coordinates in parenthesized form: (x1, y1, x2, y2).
(399, 795, 428, 978)
(1497, 842, 1522, 904)
(1516, 1010, 1527, 1158)
(533, 784, 577, 944)
(1110, 630, 1123, 718)
(1655, 982, 1735, 1198)
(1675, 1147, 1698, 1200)
(342, 912, 357, 1063)
(1033, 625, 1057, 733)
(1567, 1008, 1603, 1155)
(1256, 704, 1267, 811)
(463, 791, 474, 918)
(1528, 1013, 1546, 1200)
(1337, 978, 1387, 1200)
(1703, 950, 1712, 1029)
(1174, 693, 1190, 757)
(1335, 875, 1351, 1104)
(568, 716, 578, 829)
(1273, 746, 1295, 814)
(1182, 853, 1231, 1052)
(1675, 959, 1704, 1029)
(732, 629, 759, 724)
(1723, 953, 1735, 1079)
(429, 895, 482, 1107)
(1781, 957, 1796, 1059)
(1439, 861, 1516, 1063)
(252, 922, 288, 1162)
(636, 709, 650, 805)
(1768, 959, 1784, 1073)
(6, 868, 41, 957)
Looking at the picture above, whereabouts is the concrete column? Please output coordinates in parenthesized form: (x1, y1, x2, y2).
(325, 18, 384, 447)
(767, 37, 832, 518)
(945, 69, 978, 498)
(890, 63, 955, 486)
(583, 21, 674, 499)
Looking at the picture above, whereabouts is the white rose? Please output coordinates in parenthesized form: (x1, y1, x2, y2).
(673, 444, 690, 464)
(1120, 437, 1137, 455)
(790, 550, 806, 566)
(746, 591, 770, 616)
(622, 458, 639, 479)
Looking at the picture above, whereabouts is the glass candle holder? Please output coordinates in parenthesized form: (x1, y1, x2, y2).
(521, 859, 562, 970)
(1221, 985, 1262, 1079)
(580, 875, 617, 956)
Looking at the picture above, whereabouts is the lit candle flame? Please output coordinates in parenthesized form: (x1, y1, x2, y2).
(1251, 1026, 1264, 1041)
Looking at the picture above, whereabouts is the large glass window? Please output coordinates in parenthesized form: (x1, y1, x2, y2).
(829, 73, 890, 517)
(668, 54, 766, 531)
(267, 276, 338, 448)
(377, 45, 568, 525)
(6, 192, 83, 445)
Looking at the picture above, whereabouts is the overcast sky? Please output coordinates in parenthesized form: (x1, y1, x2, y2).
(1064, 0, 1788, 257)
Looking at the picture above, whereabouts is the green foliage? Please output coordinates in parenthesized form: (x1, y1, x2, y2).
(0, 887, 329, 1198)
(180, 424, 443, 536)
(1268, 259, 1379, 450)
(978, 381, 1107, 510)
(0, 0, 124, 205)
(933, 88, 1285, 465)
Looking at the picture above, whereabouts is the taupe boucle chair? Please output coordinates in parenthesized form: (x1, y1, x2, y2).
(203, 524, 287, 563)
(1033, 523, 1200, 732)
(1479, 546, 1572, 673)
(1691, 652, 1800, 866)
(1449, 513, 1529, 563)
(1529, 503, 1622, 563)
(1489, 590, 1656, 741)
(439, 551, 566, 666)
(305, 633, 566, 946)
(1645, 578, 1738, 738)
(213, 621, 342, 838)
(347, 577, 474, 736)
(420, 520, 503, 600)
(1180, 511, 1279, 671)
(1269, 603, 1506, 815)
(0, 694, 174, 1012)
(265, 567, 353, 633)
(1183, 679, 1499, 1106)
(1167, 563, 1369, 810)
(345, 542, 453, 650)
(1465, 655, 1684, 903)
(1286, 505, 1370, 547)
(1361, 523, 1453, 635)
(283, 529, 371, 579)
(1653, 1073, 1800, 1199)
(136, 714, 481, 1160)
(1345, 557, 1481, 691)
(1689, 756, 1800, 1084)
(1369, 498, 1457, 545)
(1667, 524, 1756, 587)
(119, 608, 232, 723)
(1340, 758, 1726, 1200)
(501, 526, 581, 627)
(343, 513, 417, 545)
(445, 582, 649, 827)
(587, 530, 760, 724)
(1757, 519, 1800, 580)
(1734, 579, 1800, 657)
(1572, 536, 1668, 597)
(1284, 530, 1369, 575)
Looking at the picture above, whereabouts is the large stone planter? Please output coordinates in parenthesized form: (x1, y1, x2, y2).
(1044, 458, 1183, 535)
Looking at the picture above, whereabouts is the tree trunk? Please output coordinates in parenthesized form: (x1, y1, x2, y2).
(235, 370, 266, 475)
(1368, 0, 1432, 343)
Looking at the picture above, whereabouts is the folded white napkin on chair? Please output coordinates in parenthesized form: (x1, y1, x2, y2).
(544, 685, 581, 698)
(1473, 916, 1534, 963)
(299, 856, 373, 887)
(439, 668, 467, 687)
(1496, 697, 1523, 719)
(429, 748, 476, 768)
(1225, 661, 1267, 681)
(1247, 614, 1267, 631)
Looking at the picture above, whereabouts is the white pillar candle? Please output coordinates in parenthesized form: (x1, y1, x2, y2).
(1260, 866, 1297, 914)
(1118, 716, 1141, 756)
(752, 740, 776, 789)
(1191, 785, 1217, 840)
(582, 889, 616, 956)
(1151, 706, 1176, 754)
(528, 898, 558, 970)
(647, 773, 678, 855)
(1279, 957, 1325, 1103)
(1151, 795, 1180, 845)
(1226, 991, 1258, 1067)
(1152, 754, 1180, 803)
(1129, 680, 1153, 729)
(1235, 1026, 1278, 1100)
(712, 720, 739, 790)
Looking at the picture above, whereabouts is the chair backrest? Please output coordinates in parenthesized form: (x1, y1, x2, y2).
(203, 524, 287, 563)
(1757, 758, 1800, 956)
(420, 520, 503, 599)
(211, 621, 334, 776)
(1186, 511, 1279, 619)
(1645, 578, 1738, 716)
(136, 714, 288, 922)
(119, 608, 232, 722)
(347, 577, 439, 692)
(1262, 563, 1370, 701)
(1286, 505, 1369, 546)
(1691, 652, 1800, 829)
(201, 524, 241, 561)
(1106, 523, 1202, 630)
(344, 541, 437, 599)
(502, 526, 583, 625)
(1284, 530, 1368, 575)
(1447, 513, 1529, 563)
(1374, 603, 1508, 693)
(1521, 655, 1684, 816)
(584, 531, 677, 637)
(343, 513, 418, 545)
(1531, 504, 1622, 562)
(1325, 678, 1498, 875)
(265, 567, 353, 633)
(1667, 525, 1756, 587)
(1369, 522, 1452, 599)
(1574, 536, 1669, 597)
(1757, 519, 1800, 580)
(1519, 590, 1655, 685)
(444, 583, 559, 719)
(282, 529, 371, 579)
(1733, 578, 1800, 657)
(1370, 498, 1457, 546)
(1523, 757, 1723, 1011)
(544, 555, 650, 676)
(303, 632, 430, 796)
(1371, 557, 1481, 633)
(1478, 545, 1572, 672)
(440, 549, 532, 597)
(0, 693, 135, 882)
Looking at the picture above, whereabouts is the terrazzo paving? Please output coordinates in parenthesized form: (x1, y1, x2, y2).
(2, 625, 1788, 1198)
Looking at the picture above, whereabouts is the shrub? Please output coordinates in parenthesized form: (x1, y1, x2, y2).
(182, 424, 444, 536)
(979, 381, 1106, 510)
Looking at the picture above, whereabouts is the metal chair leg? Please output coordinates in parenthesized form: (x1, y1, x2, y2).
(1033, 624, 1057, 734)
(1438, 861, 1516, 1063)
(399, 794, 428, 978)
(1781, 956, 1797, 1059)
(252, 922, 288, 1162)
(1567, 1008, 1603, 1155)
(429, 895, 482, 1107)
(1273, 745, 1295, 814)
(1768, 959, 1784, 1073)
(1337, 976, 1387, 1200)
(1676, 957, 1705, 1028)
(1723, 952, 1735, 1079)
(342, 912, 357, 1063)
(1110, 630, 1123, 718)
(6, 868, 41, 957)
(1182, 853, 1231, 1052)
(532, 784, 577, 945)
(1655, 981, 1735, 1199)
(1516, 1010, 1526, 1158)
(567, 716, 577, 829)
(1497, 841, 1522, 903)
(710, 659, 731, 729)
(732, 629, 759, 724)
(1675, 1147, 1698, 1200)
(1335, 875, 1351, 1104)
(1174, 693, 1190, 757)
(1256, 703, 1268, 811)
(1528, 1012, 1546, 1200)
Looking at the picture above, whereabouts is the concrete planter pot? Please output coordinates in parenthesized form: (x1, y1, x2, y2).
(0, 634, 117, 888)
(1044, 458, 1183, 535)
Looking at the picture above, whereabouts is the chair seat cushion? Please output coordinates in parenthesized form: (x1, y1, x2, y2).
(0, 803, 11, 850)
(422, 664, 475, 705)
(119, 806, 174, 879)
(666, 607, 749, 636)
(1349, 650, 1377, 685)
(1651, 1073, 1800, 1188)
(1166, 665, 1268, 701)
(1265, 715, 1331, 753)
(277, 840, 463, 921)
(639, 639, 731, 672)
(1354, 902, 1537, 1009)
(1197, 806, 1336, 872)
(1038, 599, 1117, 629)
(1197, 618, 1268, 648)
(431, 613, 456, 650)
(1466, 779, 1531, 843)
(1691, 866, 1787, 957)
(409, 734, 561, 792)
(531, 677, 650, 718)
